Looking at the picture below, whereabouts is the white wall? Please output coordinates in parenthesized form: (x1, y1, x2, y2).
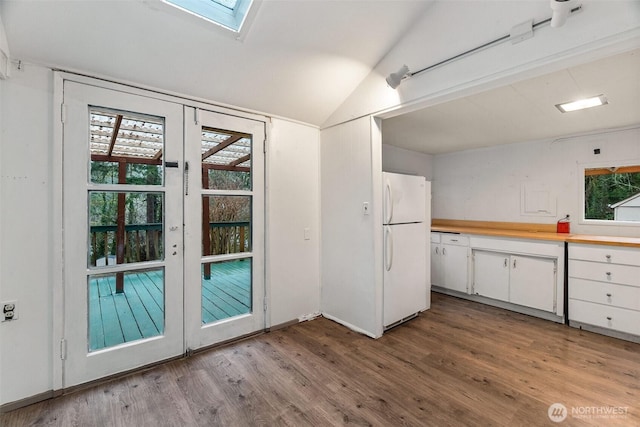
(320, 117, 383, 338)
(0, 10, 9, 79)
(381, 143, 433, 179)
(268, 119, 321, 326)
(0, 64, 322, 407)
(325, 0, 640, 128)
(0, 63, 53, 405)
(432, 127, 640, 237)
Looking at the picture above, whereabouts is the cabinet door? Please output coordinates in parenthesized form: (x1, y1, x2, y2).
(510, 255, 556, 312)
(431, 243, 444, 287)
(442, 244, 469, 293)
(473, 250, 509, 301)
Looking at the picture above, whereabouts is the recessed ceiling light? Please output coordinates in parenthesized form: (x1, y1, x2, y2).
(555, 95, 608, 113)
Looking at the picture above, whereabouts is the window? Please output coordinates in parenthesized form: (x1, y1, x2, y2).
(164, 0, 254, 32)
(584, 165, 640, 222)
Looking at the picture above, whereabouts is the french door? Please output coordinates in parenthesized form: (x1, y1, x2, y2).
(183, 107, 264, 349)
(62, 81, 265, 387)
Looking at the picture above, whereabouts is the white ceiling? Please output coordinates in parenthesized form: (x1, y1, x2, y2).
(2, 0, 638, 147)
(382, 48, 640, 155)
(0, 0, 433, 126)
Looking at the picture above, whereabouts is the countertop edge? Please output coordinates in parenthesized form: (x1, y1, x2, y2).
(431, 226, 640, 247)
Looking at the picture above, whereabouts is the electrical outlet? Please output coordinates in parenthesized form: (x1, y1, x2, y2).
(2, 301, 18, 322)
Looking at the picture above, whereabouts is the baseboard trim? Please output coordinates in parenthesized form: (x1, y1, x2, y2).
(569, 321, 640, 344)
(1, 391, 55, 414)
(267, 318, 300, 331)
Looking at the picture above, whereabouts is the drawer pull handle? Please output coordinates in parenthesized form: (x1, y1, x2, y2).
(606, 272, 611, 276)
(606, 316, 612, 321)
(451, 239, 458, 242)
(605, 254, 611, 260)
(606, 293, 612, 297)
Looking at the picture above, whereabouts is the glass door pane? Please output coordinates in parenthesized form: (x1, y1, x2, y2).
(201, 259, 251, 324)
(88, 267, 165, 351)
(202, 195, 251, 256)
(85, 107, 168, 352)
(184, 108, 265, 349)
(201, 129, 253, 325)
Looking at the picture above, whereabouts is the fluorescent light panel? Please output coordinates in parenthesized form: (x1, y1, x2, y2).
(556, 95, 608, 113)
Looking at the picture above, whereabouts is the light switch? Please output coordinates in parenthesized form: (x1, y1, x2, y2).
(304, 228, 311, 240)
(363, 202, 370, 215)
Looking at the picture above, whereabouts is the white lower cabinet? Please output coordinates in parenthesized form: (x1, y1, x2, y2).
(509, 255, 556, 312)
(472, 251, 556, 312)
(469, 235, 563, 316)
(473, 251, 509, 301)
(431, 233, 469, 293)
(568, 243, 640, 340)
(569, 300, 639, 336)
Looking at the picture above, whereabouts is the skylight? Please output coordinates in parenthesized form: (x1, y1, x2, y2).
(164, 0, 254, 32)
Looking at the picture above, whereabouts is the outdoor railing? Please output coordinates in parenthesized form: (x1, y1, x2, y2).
(89, 221, 250, 267)
(206, 221, 251, 256)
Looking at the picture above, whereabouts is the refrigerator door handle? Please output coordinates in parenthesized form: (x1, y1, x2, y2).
(385, 226, 393, 271)
(385, 180, 393, 224)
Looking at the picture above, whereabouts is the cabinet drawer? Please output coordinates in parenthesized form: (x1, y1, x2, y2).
(430, 232, 441, 243)
(441, 234, 469, 246)
(569, 244, 640, 266)
(569, 299, 639, 336)
(569, 278, 640, 311)
(569, 259, 639, 287)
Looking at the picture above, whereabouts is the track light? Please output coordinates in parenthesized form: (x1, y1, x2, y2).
(387, 3, 581, 89)
(386, 65, 410, 89)
(550, 0, 575, 28)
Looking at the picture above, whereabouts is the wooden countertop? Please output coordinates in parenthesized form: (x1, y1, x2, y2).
(432, 219, 640, 248)
(566, 234, 640, 248)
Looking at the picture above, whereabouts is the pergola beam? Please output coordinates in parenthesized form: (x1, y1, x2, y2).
(91, 154, 163, 165)
(202, 163, 250, 172)
(107, 114, 123, 157)
(230, 154, 251, 167)
(201, 135, 243, 161)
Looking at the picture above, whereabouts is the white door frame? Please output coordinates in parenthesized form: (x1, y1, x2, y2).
(52, 72, 271, 391)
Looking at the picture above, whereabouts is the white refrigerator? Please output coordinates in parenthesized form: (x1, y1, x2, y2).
(383, 172, 430, 329)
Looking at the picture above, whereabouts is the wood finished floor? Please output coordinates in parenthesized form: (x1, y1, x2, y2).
(2, 293, 639, 426)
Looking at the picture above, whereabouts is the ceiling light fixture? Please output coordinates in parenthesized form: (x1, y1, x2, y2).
(386, 65, 411, 89)
(555, 95, 608, 113)
(386, 2, 582, 90)
(550, 0, 576, 28)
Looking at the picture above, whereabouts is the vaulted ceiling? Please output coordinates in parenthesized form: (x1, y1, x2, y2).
(0, 0, 433, 126)
(1, 0, 638, 151)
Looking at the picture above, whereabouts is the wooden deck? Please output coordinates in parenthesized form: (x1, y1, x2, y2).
(89, 260, 251, 351)
(202, 259, 251, 324)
